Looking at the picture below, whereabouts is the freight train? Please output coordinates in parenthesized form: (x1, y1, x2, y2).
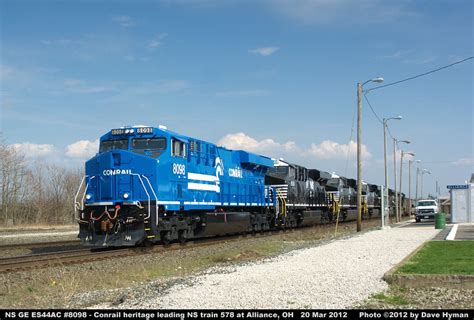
(75, 125, 394, 247)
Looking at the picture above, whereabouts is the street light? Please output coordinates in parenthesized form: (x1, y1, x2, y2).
(382, 116, 402, 227)
(409, 159, 421, 215)
(399, 151, 415, 217)
(393, 138, 410, 222)
(357, 77, 384, 232)
(420, 169, 431, 199)
(383, 116, 402, 188)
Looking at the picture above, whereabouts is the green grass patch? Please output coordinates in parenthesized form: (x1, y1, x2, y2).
(370, 292, 409, 306)
(397, 241, 474, 275)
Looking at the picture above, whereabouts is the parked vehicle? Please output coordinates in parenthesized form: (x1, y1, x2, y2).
(415, 199, 438, 222)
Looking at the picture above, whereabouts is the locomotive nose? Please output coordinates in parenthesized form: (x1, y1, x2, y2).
(85, 149, 156, 205)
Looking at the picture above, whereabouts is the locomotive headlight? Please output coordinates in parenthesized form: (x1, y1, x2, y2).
(85, 194, 92, 200)
(123, 192, 129, 199)
(125, 129, 130, 134)
(129, 129, 134, 134)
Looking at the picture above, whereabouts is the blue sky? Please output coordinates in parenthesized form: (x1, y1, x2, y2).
(0, 0, 472, 196)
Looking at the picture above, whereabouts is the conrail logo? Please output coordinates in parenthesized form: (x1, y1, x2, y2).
(103, 169, 132, 176)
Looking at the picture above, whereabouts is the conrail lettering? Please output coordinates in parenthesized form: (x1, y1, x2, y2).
(103, 169, 132, 176)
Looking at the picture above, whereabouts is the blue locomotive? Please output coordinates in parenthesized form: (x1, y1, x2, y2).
(76, 125, 277, 246)
(75, 125, 386, 247)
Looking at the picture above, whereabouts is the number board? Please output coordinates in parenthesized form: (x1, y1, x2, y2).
(111, 129, 125, 135)
(137, 127, 153, 134)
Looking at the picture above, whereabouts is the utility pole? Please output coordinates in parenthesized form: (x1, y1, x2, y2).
(415, 167, 419, 205)
(393, 139, 398, 222)
(408, 160, 412, 215)
(356, 77, 383, 232)
(399, 152, 404, 217)
(421, 176, 423, 199)
(383, 120, 388, 189)
(383, 116, 401, 225)
(356, 82, 362, 232)
(399, 151, 415, 217)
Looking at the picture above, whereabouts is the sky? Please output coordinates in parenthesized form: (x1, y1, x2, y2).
(0, 0, 473, 197)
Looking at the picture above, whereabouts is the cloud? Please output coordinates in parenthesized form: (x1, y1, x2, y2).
(218, 132, 370, 161)
(40, 38, 84, 46)
(307, 140, 371, 160)
(148, 33, 168, 49)
(11, 142, 58, 158)
(62, 79, 113, 94)
(124, 55, 136, 62)
(452, 158, 474, 166)
(215, 89, 271, 97)
(8, 139, 99, 165)
(248, 47, 280, 56)
(402, 56, 437, 65)
(112, 15, 134, 27)
(381, 50, 413, 59)
(267, 0, 417, 25)
(66, 139, 99, 159)
(218, 132, 296, 154)
(126, 80, 190, 94)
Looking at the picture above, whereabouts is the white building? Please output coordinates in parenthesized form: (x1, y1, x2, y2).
(447, 174, 474, 223)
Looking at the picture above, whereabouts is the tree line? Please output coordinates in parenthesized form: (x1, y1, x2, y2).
(0, 136, 82, 226)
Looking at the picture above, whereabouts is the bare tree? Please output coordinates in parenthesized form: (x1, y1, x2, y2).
(1, 133, 83, 226)
(0, 134, 28, 225)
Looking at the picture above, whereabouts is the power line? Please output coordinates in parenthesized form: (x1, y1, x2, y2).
(422, 160, 466, 164)
(366, 56, 474, 93)
(363, 93, 383, 125)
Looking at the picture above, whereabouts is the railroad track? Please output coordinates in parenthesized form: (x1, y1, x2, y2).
(0, 240, 80, 250)
(0, 230, 289, 273)
(0, 215, 392, 274)
(0, 247, 133, 273)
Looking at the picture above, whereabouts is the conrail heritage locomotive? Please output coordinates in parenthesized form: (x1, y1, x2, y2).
(75, 125, 400, 247)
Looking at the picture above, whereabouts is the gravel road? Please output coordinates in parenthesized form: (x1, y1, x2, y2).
(100, 224, 439, 309)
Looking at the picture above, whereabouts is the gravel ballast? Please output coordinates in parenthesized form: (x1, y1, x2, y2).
(101, 224, 439, 309)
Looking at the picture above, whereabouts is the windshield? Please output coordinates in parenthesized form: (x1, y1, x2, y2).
(132, 137, 166, 158)
(99, 139, 129, 153)
(269, 166, 288, 176)
(327, 178, 341, 188)
(417, 201, 436, 207)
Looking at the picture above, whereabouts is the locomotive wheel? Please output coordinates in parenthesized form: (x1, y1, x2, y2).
(178, 230, 187, 244)
(161, 231, 171, 245)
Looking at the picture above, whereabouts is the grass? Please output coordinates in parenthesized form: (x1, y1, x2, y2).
(370, 290, 409, 306)
(396, 241, 474, 275)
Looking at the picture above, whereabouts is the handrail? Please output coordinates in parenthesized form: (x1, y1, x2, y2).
(131, 174, 152, 220)
(74, 175, 95, 222)
(275, 187, 287, 219)
(140, 175, 159, 225)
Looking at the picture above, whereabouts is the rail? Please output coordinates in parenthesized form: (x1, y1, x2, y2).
(74, 175, 95, 222)
(131, 173, 158, 222)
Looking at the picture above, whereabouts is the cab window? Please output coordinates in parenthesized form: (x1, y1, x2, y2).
(132, 138, 166, 158)
(172, 139, 187, 158)
(99, 139, 129, 153)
